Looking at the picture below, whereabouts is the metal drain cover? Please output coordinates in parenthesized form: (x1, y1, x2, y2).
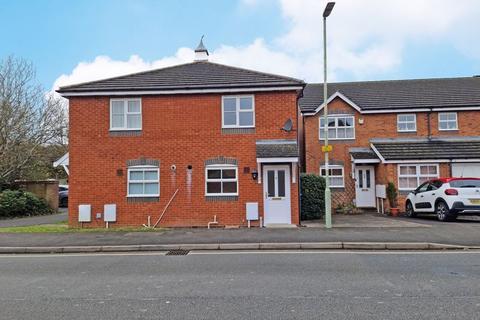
(166, 249, 190, 256)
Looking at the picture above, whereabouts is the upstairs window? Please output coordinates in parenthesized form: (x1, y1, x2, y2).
(319, 115, 355, 140)
(127, 166, 159, 197)
(110, 98, 142, 131)
(438, 112, 458, 131)
(222, 96, 255, 128)
(397, 114, 416, 132)
(205, 165, 238, 196)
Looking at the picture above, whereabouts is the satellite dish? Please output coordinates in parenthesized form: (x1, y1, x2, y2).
(281, 118, 293, 132)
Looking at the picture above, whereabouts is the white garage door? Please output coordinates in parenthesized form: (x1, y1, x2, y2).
(452, 163, 480, 178)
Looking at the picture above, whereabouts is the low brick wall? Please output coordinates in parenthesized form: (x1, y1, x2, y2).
(15, 180, 59, 212)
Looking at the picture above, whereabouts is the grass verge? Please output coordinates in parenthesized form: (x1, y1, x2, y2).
(0, 223, 166, 233)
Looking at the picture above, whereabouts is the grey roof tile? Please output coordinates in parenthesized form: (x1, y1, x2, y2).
(57, 61, 305, 94)
(371, 137, 480, 160)
(256, 140, 298, 158)
(300, 76, 480, 113)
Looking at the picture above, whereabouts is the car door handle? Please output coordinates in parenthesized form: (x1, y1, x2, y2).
(420, 195, 424, 198)
(431, 193, 436, 195)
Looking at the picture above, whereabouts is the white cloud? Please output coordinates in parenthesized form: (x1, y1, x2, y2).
(53, 0, 480, 91)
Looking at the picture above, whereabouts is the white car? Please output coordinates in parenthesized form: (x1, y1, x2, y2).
(405, 178, 480, 221)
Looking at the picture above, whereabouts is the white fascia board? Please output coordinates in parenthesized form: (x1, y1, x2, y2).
(306, 106, 480, 116)
(309, 92, 362, 115)
(450, 159, 480, 163)
(256, 157, 299, 163)
(383, 159, 451, 164)
(369, 143, 386, 163)
(53, 152, 69, 167)
(353, 159, 381, 164)
(59, 86, 304, 97)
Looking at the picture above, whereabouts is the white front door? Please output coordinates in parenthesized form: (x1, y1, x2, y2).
(355, 166, 376, 207)
(263, 165, 291, 225)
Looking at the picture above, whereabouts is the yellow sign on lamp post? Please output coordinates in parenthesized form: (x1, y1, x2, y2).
(322, 145, 332, 153)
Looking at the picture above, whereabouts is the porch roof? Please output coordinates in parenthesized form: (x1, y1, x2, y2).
(349, 148, 380, 163)
(256, 140, 298, 161)
(370, 137, 480, 162)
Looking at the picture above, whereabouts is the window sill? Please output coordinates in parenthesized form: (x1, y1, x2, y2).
(222, 128, 256, 134)
(110, 130, 142, 137)
(205, 195, 239, 201)
(127, 196, 159, 203)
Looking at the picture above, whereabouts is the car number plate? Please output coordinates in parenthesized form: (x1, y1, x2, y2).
(470, 199, 480, 204)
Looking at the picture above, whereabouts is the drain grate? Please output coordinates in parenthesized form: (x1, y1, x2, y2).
(166, 249, 190, 256)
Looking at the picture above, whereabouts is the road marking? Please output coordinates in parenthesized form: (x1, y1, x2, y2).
(0, 250, 479, 258)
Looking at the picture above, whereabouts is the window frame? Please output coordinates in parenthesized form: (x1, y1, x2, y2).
(127, 165, 160, 197)
(319, 164, 345, 188)
(397, 114, 417, 132)
(221, 95, 255, 128)
(397, 164, 439, 191)
(319, 114, 355, 140)
(438, 112, 458, 131)
(205, 164, 239, 196)
(110, 98, 142, 131)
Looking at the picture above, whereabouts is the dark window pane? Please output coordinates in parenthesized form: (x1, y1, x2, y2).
(222, 182, 237, 194)
(222, 169, 236, 179)
(366, 169, 371, 188)
(358, 170, 363, 188)
(277, 170, 285, 197)
(267, 170, 275, 197)
(207, 182, 221, 194)
(207, 170, 221, 179)
(345, 117, 353, 127)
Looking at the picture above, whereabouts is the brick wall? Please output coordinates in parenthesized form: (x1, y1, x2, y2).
(68, 91, 300, 227)
(303, 97, 480, 211)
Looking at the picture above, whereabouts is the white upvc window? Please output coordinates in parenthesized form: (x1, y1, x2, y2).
(205, 165, 238, 196)
(438, 112, 458, 131)
(127, 166, 159, 197)
(110, 98, 142, 131)
(398, 164, 439, 190)
(320, 165, 345, 188)
(222, 95, 255, 128)
(319, 115, 355, 140)
(397, 114, 416, 132)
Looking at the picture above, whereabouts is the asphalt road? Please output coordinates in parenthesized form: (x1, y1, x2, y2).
(1, 251, 479, 320)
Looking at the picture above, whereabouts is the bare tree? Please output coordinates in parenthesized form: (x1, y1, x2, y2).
(0, 56, 68, 185)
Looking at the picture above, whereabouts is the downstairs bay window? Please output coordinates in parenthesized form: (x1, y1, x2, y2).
(205, 165, 238, 196)
(398, 164, 439, 190)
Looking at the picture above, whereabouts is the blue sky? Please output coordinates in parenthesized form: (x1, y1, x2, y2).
(1, 0, 479, 90)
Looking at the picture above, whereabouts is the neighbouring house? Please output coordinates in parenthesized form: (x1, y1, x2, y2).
(300, 76, 480, 212)
(57, 41, 305, 227)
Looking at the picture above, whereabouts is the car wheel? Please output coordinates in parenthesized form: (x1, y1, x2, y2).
(60, 197, 68, 208)
(405, 201, 416, 218)
(435, 201, 453, 222)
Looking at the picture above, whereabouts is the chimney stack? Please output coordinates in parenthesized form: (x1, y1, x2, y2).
(194, 35, 209, 61)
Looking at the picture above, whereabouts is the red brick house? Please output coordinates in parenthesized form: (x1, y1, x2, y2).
(300, 77, 480, 212)
(57, 43, 305, 227)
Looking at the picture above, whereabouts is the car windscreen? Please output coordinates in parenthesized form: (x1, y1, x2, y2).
(449, 179, 480, 188)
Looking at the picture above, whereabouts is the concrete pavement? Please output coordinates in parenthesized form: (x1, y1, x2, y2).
(1, 251, 479, 319)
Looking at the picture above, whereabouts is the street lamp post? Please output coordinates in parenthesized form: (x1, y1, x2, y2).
(323, 2, 335, 229)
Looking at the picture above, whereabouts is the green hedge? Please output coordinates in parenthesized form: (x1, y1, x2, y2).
(0, 190, 53, 218)
(300, 174, 326, 220)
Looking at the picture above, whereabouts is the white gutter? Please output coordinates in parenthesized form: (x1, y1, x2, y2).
(59, 86, 305, 97)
